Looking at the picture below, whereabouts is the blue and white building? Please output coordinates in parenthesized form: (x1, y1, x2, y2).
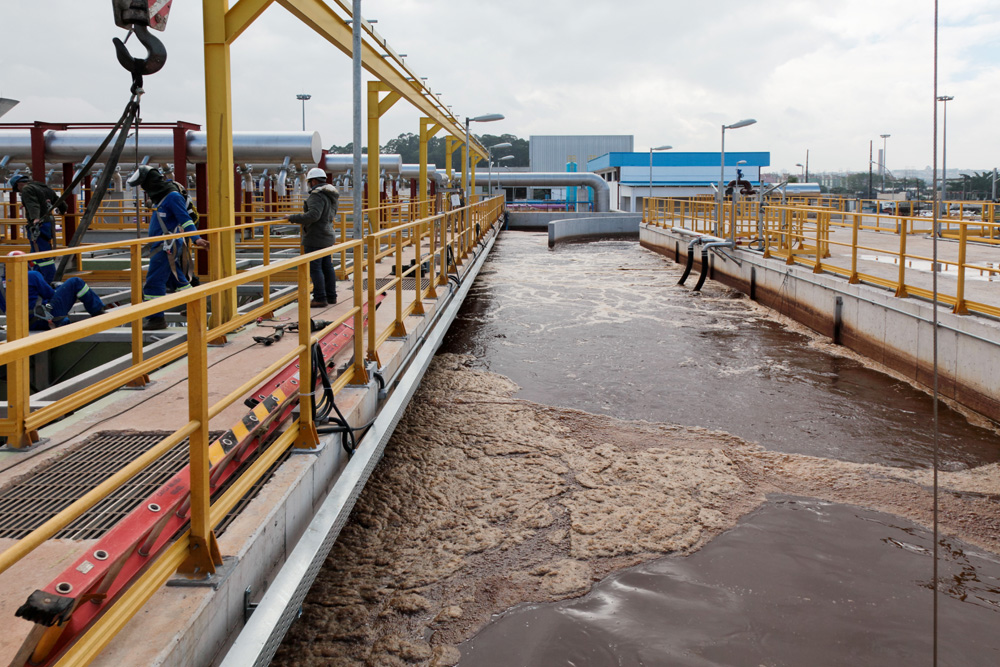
(588, 151, 771, 212)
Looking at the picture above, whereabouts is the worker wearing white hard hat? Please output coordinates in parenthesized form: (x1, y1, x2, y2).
(287, 167, 340, 307)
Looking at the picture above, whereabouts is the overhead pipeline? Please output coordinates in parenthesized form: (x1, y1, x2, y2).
(0, 130, 322, 164)
(480, 171, 611, 212)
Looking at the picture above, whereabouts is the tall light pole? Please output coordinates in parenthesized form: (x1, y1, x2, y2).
(880, 133, 890, 192)
(296, 93, 312, 131)
(718, 118, 757, 240)
(648, 145, 672, 218)
(486, 141, 512, 196)
(795, 163, 805, 181)
(465, 114, 504, 206)
(937, 95, 953, 213)
(497, 155, 514, 199)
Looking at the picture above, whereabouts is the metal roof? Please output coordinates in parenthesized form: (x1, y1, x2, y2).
(529, 135, 634, 172)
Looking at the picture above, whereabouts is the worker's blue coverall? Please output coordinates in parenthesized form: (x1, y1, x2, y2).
(143, 190, 201, 318)
(1, 271, 104, 330)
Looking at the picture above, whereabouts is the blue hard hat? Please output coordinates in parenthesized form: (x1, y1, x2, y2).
(8, 174, 27, 189)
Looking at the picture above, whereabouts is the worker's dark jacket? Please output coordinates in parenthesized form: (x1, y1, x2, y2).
(288, 184, 339, 247)
(19, 181, 64, 239)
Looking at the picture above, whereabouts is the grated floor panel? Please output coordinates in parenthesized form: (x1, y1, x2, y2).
(0, 431, 285, 540)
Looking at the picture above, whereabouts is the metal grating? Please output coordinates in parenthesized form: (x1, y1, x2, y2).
(0, 432, 189, 540)
(362, 277, 431, 291)
(0, 431, 284, 540)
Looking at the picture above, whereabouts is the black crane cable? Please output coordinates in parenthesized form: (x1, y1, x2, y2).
(52, 95, 141, 281)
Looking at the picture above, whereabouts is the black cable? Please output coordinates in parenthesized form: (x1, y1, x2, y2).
(55, 99, 141, 280)
(310, 343, 356, 456)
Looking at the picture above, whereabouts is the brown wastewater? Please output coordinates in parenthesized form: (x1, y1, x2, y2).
(273, 233, 1000, 666)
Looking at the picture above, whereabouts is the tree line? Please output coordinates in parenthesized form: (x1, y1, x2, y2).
(328, 133, 529, 168)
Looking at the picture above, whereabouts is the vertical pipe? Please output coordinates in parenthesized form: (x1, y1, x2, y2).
(718, 125, 725, 237)
(352, 0, 363, 249)
(833, 296, 843, 344)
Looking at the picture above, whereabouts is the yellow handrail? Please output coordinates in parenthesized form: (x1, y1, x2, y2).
(644, 196, 1000, 319)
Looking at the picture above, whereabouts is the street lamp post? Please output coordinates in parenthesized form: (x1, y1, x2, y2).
(648, 145, 672, 220)
(718, 118, 757, 241)
(486, 141, 512, 196)
(465, 114, 504, 207)
(496, 155, 514, 199)
(795, 163, 805, 181)
(880, 133, 890, 192)
(296, 93, 312, 131)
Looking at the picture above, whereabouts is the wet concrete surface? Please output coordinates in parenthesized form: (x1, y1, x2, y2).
(273, 233, 1000, 666)
(441, 233, 1000, 470)
(459, 496, 1000, 666)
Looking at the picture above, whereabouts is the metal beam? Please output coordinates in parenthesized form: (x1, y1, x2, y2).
(225, 0, 275, 42)
(420, 117, 442, 219)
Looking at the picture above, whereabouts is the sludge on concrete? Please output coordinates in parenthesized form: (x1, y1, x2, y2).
(272, 353, 1000, 667)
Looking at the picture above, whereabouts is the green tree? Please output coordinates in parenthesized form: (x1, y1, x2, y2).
(328, 132, 530, 168)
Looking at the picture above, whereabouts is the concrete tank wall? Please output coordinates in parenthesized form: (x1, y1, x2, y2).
(548, 214, 641, 248)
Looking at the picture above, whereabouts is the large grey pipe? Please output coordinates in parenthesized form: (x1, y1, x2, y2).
(0, 130, 322, 164)
(483, 171, 611, 212)
(323, 154, 403, 174)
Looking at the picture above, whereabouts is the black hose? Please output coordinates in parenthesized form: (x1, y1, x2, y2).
(677, 239, 698, 286)
(693, 247, 710, 292)
(310, 343, 356, 456)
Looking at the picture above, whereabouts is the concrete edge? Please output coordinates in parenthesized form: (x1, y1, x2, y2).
(547, 214, 642, 248)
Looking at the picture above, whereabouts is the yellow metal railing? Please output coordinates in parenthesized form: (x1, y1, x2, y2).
(646, 197, 1000, 320)
(0, 195, 504, 666)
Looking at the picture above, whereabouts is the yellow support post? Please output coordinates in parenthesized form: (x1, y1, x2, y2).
(352, 243, 368, 385)
(295, 262, 320, 448)
(178, 297, 222, 577)
(445, 136, 456, 183)
(5, 258, 35, 449)
(126, 244, 150, 387)
(367, 82, 401, 234)
(954, 221, 969, 315)
(420, 117, 442, 220)
(894, 217, 909, 298)
(203, 0, 238, 327)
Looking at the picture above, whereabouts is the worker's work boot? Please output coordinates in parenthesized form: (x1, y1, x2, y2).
(310, 299, 327, 308)
(144, 315, 168, 330)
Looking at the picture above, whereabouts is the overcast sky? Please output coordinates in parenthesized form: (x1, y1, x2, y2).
(2, 1, 997, 176)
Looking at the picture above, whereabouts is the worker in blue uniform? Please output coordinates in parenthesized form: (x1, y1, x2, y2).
(8, 174, 65, 283)
(127, 166, 209, 330)
(1, 251, 105, 330)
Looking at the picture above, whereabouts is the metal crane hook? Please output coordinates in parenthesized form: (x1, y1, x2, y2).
(113, 23, 167, 91)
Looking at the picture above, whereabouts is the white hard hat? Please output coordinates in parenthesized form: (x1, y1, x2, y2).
(306, 167, 327, 181)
